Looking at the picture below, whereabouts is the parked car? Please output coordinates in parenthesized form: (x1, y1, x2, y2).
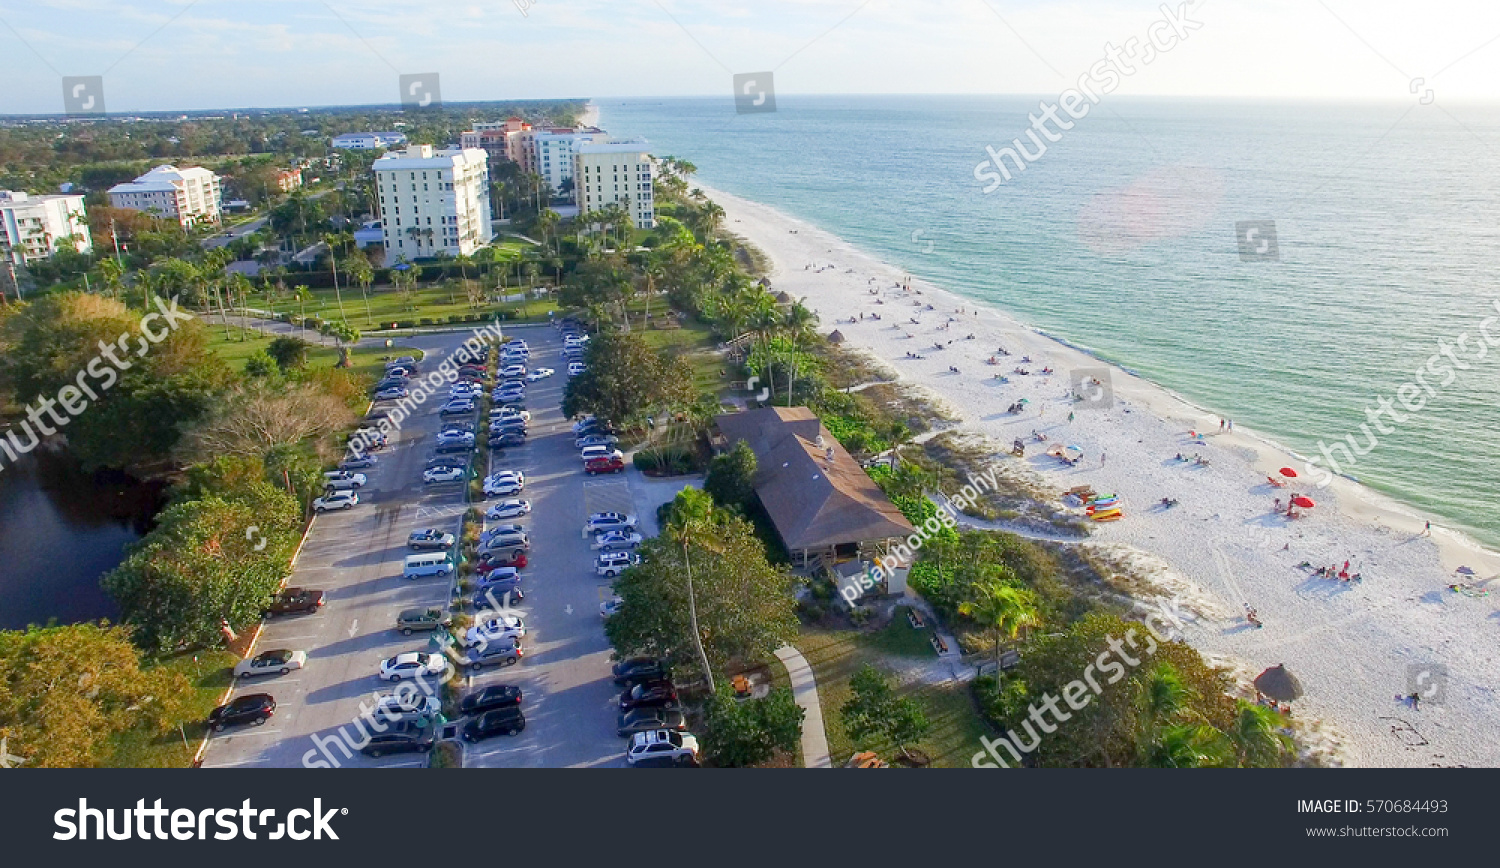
(387, 356, 417, 370)
(475, 568, 523, 595)
(324, 470, 368, 490)
(361, 721, 435, 758)
(440, 399, 477, 416)
(472, 585, 524, 609)
(593, 530, 644, 551)
(372, 693, 441, 722)
(440, 420, 474, 434)
(492, 408, 531, 422)
(585, 456, 626, 475)
(596, 551, 642, 577)
(619, 681, 680, 711)
(433, 442, 474, 456)
(489, 418, 528, 433)
(462, 614, 526, 647)
(580, 445, 625, 463)
(525, 368, 554, 381)
(313, 491, 358, 512)
(585, 512, 637, 534)
(499, 363, 527, 378)
(460, 684, 523, 716)
(423, 466, 466, 484)
(408, 529, 456, 550)
(486, 499, 531, 519)
(462, 637, 523, 672)
(450, 383, 482, 399)
(483, 476, 523, 496)
(396, 608, 451, 635)
(264, 588, 325, 617)
(480, 522, 527, 540)
(461, 707, 526, 742)
(575, 433, 620, 449)
(625, 730, 699, 766)
(617, 708, 687, 737)
(613, 657, 669, 685)
(436, 430, 475, 446)
(380, 652, 447, 682)
(340, 454, 378, 470)
(427, 456, 467, 471)
(375, 386, 409, 400)
(234, 648, 307, 679)
(600, 597, 624, 618)
(489, 433, 527, 450)
(567, 362, 587, 377)
(478, 548, 528, 569)
(208, 694, 275, 732)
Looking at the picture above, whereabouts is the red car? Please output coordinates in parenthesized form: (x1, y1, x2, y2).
(584, 456, 625, 475)
(477, 553, 528, 574)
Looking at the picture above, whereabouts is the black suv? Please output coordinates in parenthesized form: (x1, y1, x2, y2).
(461, 707, 526, 743)
(208, 694, 275, 731)
(361, 721, 435, 758)
(460, 685, 523, 716)
(612, 657, 669, 685)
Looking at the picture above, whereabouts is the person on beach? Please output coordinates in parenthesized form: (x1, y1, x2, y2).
(1423, 521, 1432, 536)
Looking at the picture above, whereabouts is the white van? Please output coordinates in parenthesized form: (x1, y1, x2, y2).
(403, 553, 454, 580)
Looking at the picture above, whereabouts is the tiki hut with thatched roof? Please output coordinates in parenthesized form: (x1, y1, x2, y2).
(827, 329, 846, 344)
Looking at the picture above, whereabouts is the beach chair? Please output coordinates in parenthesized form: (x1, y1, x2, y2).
(1268, 476, 1287, 488)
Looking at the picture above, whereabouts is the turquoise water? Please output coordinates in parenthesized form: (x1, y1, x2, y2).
(599, 95, 1500, 548)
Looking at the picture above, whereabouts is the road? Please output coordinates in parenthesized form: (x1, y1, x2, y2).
(201, 323, 693, 769)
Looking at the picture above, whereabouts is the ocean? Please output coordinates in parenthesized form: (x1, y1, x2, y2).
(597, 95, 1500, 550)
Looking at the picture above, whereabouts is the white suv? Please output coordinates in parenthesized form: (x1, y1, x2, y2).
(596, 551, 642, 577)
(626, 729, 699, 766)
(585, 512, 637, 534)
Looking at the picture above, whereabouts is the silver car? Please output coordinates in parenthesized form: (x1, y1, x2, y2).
(234, 649, 307, 679)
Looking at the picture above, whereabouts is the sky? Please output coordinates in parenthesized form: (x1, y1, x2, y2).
(2, 0, 1500, 113)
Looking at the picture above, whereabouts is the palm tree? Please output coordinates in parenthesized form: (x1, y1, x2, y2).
(782, 300, 816, 406)
(535, 208, 559, 255)
(1225, 700, 1291, 768)
(322, 233, 350, 324)
(324, 320, 361, 368)
(345, 252, 375, 326)
(1146, 724, 1233, 768)
(293, 284, 313, 325)
(665, 489, 720, 687)
(957, 578, 1040, 677)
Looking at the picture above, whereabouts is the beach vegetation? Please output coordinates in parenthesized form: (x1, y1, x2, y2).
(700, 680, 804, 768)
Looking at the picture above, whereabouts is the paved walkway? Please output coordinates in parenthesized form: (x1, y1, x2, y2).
(775, 645, 832, 768)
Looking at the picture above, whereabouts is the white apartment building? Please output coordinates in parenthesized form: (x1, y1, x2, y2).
(107, 164, 222, 227)
(574, 141, 656, 229)
(373, 145, 494, 266)
(534, 127, 606, 197)
(331, 131, 408, 150)
(0, 190, 92, 265)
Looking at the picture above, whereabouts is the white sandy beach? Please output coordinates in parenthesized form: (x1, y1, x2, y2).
(705, 185, 1500, 768)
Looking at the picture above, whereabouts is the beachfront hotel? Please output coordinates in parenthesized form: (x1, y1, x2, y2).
(533, 127, 607, 196)
(460, 118, 531, 166)
(0, 190, 92, 266)
(330, 131, 408, 150)
(106, 164, 222, 228)
(372, 144, 494, 266)
(574, 140, 657, 229)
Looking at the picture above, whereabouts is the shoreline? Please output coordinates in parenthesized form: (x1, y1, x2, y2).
(699, 182, 1500, 768)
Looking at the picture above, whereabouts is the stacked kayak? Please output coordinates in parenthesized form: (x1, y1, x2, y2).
(1086, 494, 1123, 522)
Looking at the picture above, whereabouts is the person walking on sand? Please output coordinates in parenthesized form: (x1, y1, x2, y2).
(1101, 452, 1107, 467)
(1423, 521, 1432, 536)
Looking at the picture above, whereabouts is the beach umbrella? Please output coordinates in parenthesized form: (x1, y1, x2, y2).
(1291, 496, 1316, 509)
(1279, 467, 1298, 478)
(1456, 566, 1476, 576)
(1253, 664, 1304, 702)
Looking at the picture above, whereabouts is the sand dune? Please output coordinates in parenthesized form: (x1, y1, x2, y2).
(706, 184, 1500, 767)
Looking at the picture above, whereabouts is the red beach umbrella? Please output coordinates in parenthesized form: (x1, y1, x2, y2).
(1279, 467, 1298, 478)
(1291, 496, 1316, 509)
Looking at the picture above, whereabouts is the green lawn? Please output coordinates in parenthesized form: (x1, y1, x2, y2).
(203, 325, 424, 382)
(255, 278, 560, 331)
(635, 315, 729, 397)
(107, 650, 239, 768)
(797, 625, 992, 769)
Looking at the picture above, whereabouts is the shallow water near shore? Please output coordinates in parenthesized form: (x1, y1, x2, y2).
(600, 95, 1500, 549)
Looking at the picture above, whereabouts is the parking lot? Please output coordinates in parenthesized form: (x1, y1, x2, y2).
(201, 323, 691, 769)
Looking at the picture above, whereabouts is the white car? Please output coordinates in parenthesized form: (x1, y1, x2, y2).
(483, 477, 524, 497)
(580, 445, 625, 463)
(313, 491, 359, 512)
(585, 512, 637, 534)
(486, 470, 526, 488)
(594, 530, 644, 551)
(462, 614, 527, 648)
(575, 434, 620, 449)
(375, 386, 409, 400)
(379, 653, 448, 682)
(625, 730, 700, 766)
(568, 362, 586, 377)
(499, 363, 527, 378)
(525, 368, 554, 381)
(449, 383, 482, 399)
(491, 408, 531, 422)
(571, 416, 598, 434)
(424, 466, 466, 484)
(597, 551, 642, 577)
(372, 693, 441, 721)
(234, 649, 307, 679)
(486, 499, 532, 519)
(436, 430, 476, 446)
(324, 470, 368, 489)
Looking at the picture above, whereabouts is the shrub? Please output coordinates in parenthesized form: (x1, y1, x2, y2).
(397, 320, 415, 329)
(419, 318, 434, 326)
